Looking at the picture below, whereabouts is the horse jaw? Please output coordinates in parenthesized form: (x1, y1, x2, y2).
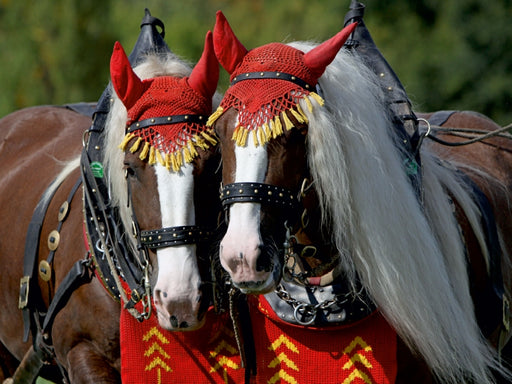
(152, 163, 205, 330)
(219, 134, 280, 294)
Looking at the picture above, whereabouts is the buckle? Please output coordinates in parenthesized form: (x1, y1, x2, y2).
(19, 276, 30, 309)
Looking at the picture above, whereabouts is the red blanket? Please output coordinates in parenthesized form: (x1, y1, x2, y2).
(120, 297, 397, 383)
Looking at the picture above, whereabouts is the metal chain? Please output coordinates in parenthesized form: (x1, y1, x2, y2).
(274, 283, 342, 326)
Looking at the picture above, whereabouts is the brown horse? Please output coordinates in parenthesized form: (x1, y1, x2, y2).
(0, 32, 221, 383)
(208, 11, 512, 384)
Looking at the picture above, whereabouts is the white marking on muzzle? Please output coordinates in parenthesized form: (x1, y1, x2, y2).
(152, 163, 203, 330)
(220, 132, 274, 291)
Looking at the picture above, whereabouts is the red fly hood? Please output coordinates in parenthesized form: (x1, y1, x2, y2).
(208, 10, 356, 146)
(111, 31, 219, 171)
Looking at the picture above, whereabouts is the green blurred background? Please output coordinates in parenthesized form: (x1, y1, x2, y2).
(0, 0, 511, 124)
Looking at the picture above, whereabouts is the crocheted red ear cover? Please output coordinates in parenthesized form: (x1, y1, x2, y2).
(208, 10, 356, 146)
(111, 32, 219, 171)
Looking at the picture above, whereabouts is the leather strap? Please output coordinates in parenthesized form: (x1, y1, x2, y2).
(231, 71, 315, 91)
(127, 114, 208, 133)
(220, 182, 298, 209)
(20, 176, 68, 342)
(40, 258, 93, 347)
(140, 226, 212, 249)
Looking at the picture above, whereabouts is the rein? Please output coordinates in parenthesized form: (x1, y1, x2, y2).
(421, 120, 512, 148)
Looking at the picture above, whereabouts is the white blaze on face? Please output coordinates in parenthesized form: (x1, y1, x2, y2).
(152, 162, 203, 330)
(220, 129, 273, 291)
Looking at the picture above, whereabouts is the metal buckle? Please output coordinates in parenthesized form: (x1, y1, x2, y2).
(19, 276, 30, 309)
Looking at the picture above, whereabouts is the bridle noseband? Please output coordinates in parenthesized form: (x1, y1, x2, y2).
(220, 182, 298, 209)
(140, 226, 212, 249)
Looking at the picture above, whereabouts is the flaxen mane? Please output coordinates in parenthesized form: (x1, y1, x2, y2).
(291, 41, 507, 383)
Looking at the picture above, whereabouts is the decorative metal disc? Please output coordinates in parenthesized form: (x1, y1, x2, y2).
(47, 230, 60, 251)
(39, 260, 52, 282)
(58, 201, 69, 222)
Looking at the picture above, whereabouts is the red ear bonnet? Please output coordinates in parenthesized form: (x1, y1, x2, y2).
(188, 31, 219, 101)
(213, 11, 248, 75)
(304, 22, 357, 80)
(110, 41, 147, 110)
(114, 36, 218, 171)
(208, 13, 357, 147)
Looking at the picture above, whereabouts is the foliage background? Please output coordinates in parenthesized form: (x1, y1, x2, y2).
(0, 0, 511, 124)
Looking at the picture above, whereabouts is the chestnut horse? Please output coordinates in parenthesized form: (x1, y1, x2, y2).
(208, 11, 512, 384)
(0, 32, 221, 383)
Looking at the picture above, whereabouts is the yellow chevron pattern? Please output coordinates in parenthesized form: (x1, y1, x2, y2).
(268, 369, 299, 384)
(268, 334, 300, 353)
(268, 352, 299, 371)
(143, 326, 172, 384)
(267, 334, 300, 384)
(208, 330, 241, 383)
(342, 336, 375, 384)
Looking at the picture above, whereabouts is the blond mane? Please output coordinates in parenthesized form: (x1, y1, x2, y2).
(289, 41, 508, 384)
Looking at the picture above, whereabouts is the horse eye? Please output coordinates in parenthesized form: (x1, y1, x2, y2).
(123, 163, 136, 178)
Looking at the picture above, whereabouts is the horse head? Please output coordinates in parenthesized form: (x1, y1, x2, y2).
(108, 32, 220, 330)
(208, 11, 356, 294)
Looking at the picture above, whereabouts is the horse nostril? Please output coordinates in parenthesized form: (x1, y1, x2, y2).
(169, 315, 179, 328)
(255, 247, 272, 272)
(180, 321, 189, 328)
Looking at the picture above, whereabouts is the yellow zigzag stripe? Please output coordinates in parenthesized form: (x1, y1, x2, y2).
(142, 327, 169, 344)
(209, 340, 238, 358)
(267, 352, 299, 371)
(343, 353, 373, 370)
(268, 335, 299, 353)
(342, 369, 373, 384)
(145, 357, 172, 373)
(268, 369, 299, 384)
(343, 336, 372, 354)
(209, 356, 239, 373)
(144, 342, 171, 360)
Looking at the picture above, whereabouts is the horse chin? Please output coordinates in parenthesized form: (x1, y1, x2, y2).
(233, 256, 282, 295)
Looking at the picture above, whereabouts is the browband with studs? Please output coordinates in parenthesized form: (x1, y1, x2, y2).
(127, 114, 208, 133)
(230, 71, 314, 91)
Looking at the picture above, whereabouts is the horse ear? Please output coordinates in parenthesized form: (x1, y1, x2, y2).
(213, 10, 248, 74)
(110, 41, 146, 109)
(303, 22, 358, 80)
(188, 31, 219, 100)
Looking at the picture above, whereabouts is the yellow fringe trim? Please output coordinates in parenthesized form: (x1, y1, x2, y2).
(229, 93, 326, 147)
(129, 137, 143, 153)
(206, 106, 224, 127)
(263, 122, 271, 141)
(201, 130, 218, 145)
(304, 96, 313, 113)
(273, 115, 283, 137)
(156, 149, 165, 166)
(119, 133, 135, 151)
(281, 111, 294, 131)
(139, 142, 150, 161)
(119, 128, 219, 172)
(309, 92, 325, 107)
(148, 147, 156, 165)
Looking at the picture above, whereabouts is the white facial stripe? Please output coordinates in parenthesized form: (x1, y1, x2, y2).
(154, 162, 195, 227)
(152, 162, 202, 328)
(234, 130, 268, 183)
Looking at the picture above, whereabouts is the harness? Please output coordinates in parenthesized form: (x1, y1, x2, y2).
(14, 9, 180, 383)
